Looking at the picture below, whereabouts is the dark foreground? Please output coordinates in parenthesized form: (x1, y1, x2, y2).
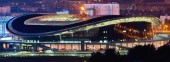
(1, 44, 170, 62)
(89, 44, 170, 62)
(0, 56, 87, 62)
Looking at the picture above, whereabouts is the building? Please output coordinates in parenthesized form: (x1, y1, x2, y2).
(6, 14, 165, 52)
(83, 3, 120, 16)
(165, 0, 170, 4)
(56, 10, 69, 14)
(0, 6, 11, 15)
(0, 16, 13, 52)
(0, 16, 13, 37)
(160, 15, 170, 31)
(160, 15, 170, 23)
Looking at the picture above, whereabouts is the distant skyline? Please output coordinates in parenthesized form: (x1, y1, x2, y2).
(0, 0, 169, 15)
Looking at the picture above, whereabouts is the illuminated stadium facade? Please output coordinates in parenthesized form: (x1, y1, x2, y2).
(6, 14, 166, 51)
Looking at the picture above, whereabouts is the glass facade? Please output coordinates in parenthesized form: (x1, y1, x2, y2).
(1, 40, 165, 52)
(0, 16, 13, 37)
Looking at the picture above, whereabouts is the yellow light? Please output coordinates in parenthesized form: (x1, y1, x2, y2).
(80, 6, 85, 11)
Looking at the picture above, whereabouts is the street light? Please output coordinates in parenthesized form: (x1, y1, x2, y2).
(79, 6, 88, 19)
(80, 6, 85, 11)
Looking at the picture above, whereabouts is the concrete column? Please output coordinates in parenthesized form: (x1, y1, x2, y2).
(100, 44, 101, 50)
(0, 43, 3, 52)
(106, 43, 109, 49)
(81, 41, 85, 51)
(71, 33, 74, 37)
(85, 44, 87, 50)
(58, 44, 59, 50)
(59, 35, 62, 41)
(71, 44, 73, 50)
(33, 47, 38, 52)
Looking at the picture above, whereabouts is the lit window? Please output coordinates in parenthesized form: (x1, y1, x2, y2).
(103, 31, 105, 33)
(104, 37, 107, 38)
(105, 31, 107, 33)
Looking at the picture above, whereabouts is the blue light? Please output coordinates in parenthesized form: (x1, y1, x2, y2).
(9, 43, 13, 45)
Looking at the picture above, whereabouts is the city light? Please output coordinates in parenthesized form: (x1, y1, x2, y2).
(0, 37, 12, 40)
(80, 6, 85, 11)
(1, 0, 170, 62)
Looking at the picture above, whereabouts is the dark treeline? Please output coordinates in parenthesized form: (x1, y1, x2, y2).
(88, 44, 170, 62)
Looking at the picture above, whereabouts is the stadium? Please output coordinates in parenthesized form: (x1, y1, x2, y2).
(6, 14, 168, 52)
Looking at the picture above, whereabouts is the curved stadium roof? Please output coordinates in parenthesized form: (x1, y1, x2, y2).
(6, 14, 160, 36)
